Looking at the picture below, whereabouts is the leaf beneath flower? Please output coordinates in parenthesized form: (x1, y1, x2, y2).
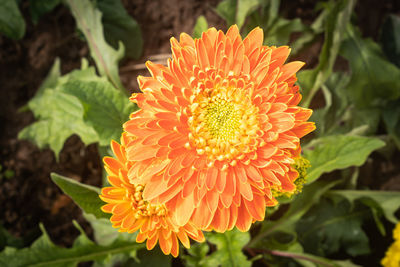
(187, 229, 251, 267)
(0, 223, 143, 267)
(304, 135, 385, 183)
(51, 173, 108, 219)
(296, 197, 370, 257)
(329, 190, 400, 225)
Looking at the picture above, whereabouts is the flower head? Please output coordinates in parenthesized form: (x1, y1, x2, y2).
(272, 156, 310, 198)
(382, 222, 400, 267)
(100, 133, 204, 257)
(124, 25, 315, 232)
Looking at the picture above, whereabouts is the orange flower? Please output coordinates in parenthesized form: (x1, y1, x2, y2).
(124, 25, 315, 233)
(99, 133, 204, 257)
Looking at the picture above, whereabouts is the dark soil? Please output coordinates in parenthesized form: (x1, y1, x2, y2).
(0, 0, 399, 262)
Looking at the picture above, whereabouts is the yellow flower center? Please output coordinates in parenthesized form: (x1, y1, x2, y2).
(186, 71, 263, 166)
(205, 97, 240, 141)
(129, 184, 167, 219)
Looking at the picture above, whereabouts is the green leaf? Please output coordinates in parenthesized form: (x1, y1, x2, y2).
(0, 223, 143, 267)
(296, 197, 370, 257)
(18, 60, 128, 158)
(0, 0, 25, 39)
(183, 242, 210, 267)
(29, 0, 61, 24)
(193, 15, 208, 39)
(329, 190, 400, 224)
(18, 88, 99, 157)
(242, 0, 305, 47)
(248, 179, 340, 248)
(290, 6, 327, 55)
(36, 58, 62, 97)
(0, 224, 23, 251)
(259, 230, 298, 254)
(66, 0, 126, 92)
(83, 213, 136, 246)
(129, 248, 171, 267)
(299, 0, 355, 107)
(205, 229, 251, 267)
(310, 72, 350, 136)
(312, 72, 382, 137)
(51, 173, 108, 219)
(61, 80, 136, 145)
(83, 213, 142, 267)
(383, 99, 400, 149)
(97, 0, 143, 59)
(215, 0, 235, 27)
(215, 0, 261, 30)
(380, 14, 400, 68)
(304, 135, 385, 183)
(264, 18, 304, 47)
(340, 24, 400, 108)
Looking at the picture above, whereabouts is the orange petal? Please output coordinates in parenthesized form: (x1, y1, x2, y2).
(260, 168, 281, 186)
(121, 212, 136, 230)
(192, 197, 213, 229)
(170, 233, 179, 257)
(206, 167, 218, 190)
(244, 27, 264, 54)
(270, 46, 291, 70)
(257, 144, 278, 159)
(211, 207, 230, 232)
(136, 232, 147, 243)
(244, 193, 265, 221)
(182, 173, 197, 198)
(179, 32, 195, 47)
(277, 61, 305, 83)
(206, 190, 219, 215)
(142, 178, 168, 201)
(216, 170, 227, 193)
(103, 157, 124, 175)
(172, 194, 195, 226)
(101, 203, 115, 213)
(177, 231, 190, 248)
(159, 232, 172, 255)
(146, 231, 159, 250)
(245, 164, 263, 183)
(292, 122, 316, 138)
(112, 202, 132, 215)
(227, 205, 238, 230)
(127, 146, 157, 161)
(111, 140, 125, 163)
(226, 25, 241, 43)
(236, 200, 253, 232)
(239, 181, 253, 201)
(234, 165, 247, 184)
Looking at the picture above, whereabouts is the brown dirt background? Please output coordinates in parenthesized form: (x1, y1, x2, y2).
(0, 0, 399, 264)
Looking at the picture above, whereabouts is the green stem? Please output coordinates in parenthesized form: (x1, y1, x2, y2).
(98, 145, 111, 186)
(302, 79, 320, 108)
